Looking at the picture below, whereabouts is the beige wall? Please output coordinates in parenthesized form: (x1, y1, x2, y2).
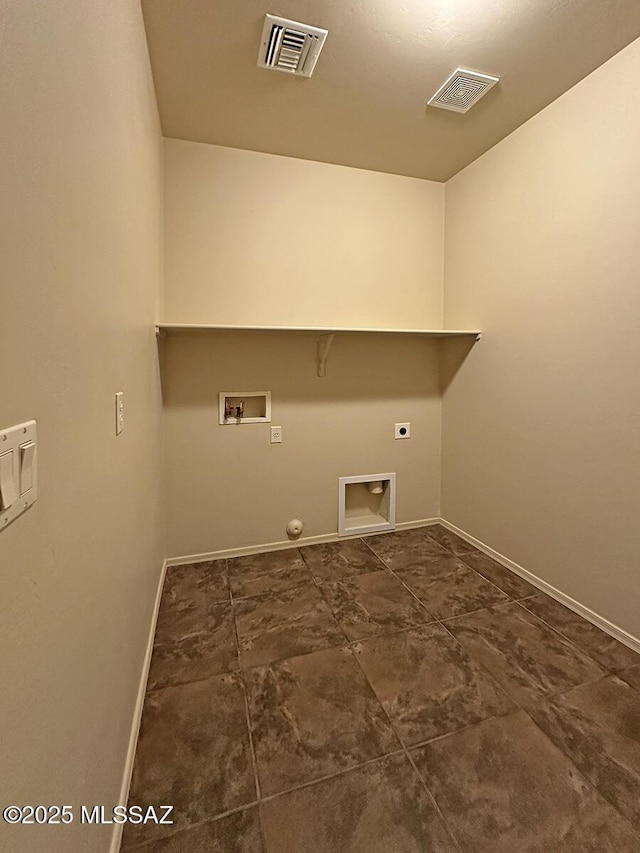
(442, 38, 640, 637)
(162, 139, 446, 556)
(0, 2, 163, 851)
(164, 139, 444, 556)
(163, 139, 445, 328)
(164, 331, 441, 557)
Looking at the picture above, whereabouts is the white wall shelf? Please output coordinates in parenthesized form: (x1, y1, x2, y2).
(156, 323, 481, 377)
(156, 323, 481, 337)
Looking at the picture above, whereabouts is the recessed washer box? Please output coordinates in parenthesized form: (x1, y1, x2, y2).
(338, 473, 396, 537)
(219, 391, 271, 424)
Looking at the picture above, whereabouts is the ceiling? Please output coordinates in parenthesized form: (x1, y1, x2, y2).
(141, 0, 640, 182)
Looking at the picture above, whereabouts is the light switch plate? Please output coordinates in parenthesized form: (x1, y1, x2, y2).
(0, 419, 37, 531)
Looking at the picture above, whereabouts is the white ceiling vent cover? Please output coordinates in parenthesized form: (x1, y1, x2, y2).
(428, 68, 499, 113)
(257, 14, 328, 78)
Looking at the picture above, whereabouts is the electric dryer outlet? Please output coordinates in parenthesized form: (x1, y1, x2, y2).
(395, 423, 411, 439)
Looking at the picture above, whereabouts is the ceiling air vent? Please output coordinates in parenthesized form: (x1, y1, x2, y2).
(427, 68, 499, 113)
(257, 14, 328, 78)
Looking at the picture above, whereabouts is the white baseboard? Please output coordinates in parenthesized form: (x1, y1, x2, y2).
(165, 518, 440, 566)
(165, 517, 640, 657)
(109, 559, 168, 853)
(439, 518, 640, 656)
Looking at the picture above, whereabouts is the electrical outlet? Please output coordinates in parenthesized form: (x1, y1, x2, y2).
(270, 426, 282, 444)
(395, 422, 410, 439)
(115, 392, 124, 435)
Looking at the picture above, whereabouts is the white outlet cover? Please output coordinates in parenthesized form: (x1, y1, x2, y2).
(395, 422, 411, 439)
(270, 426, 283, 444)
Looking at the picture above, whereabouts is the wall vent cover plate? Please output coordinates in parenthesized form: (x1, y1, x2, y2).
(427, 68, 499, 113)
(257, 14, 328, 77)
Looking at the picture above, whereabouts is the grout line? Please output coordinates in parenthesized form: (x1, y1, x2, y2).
(258, 747, 407, 806)
(362, 535, 531, 630)
(404, 706, 519, 752)
(346, 623, 463, 852)
(344, 620, 438, 647)
(515, 597, 634, 675)
(436, 602, 612, 713)
(227, 557, 269, 851)
(237, 640, 349, 674)
(537, 670, 612, 705)
(509, 597, 620, 679)
(239, 672, 270, 853)
(225, 539, 464, 848)
(520, 706, 640, 842)
(403, 749, 464, 853)
(121, 801, 261, 850)
(360, 538, 439, 622)
(229, 559, 263, 808)
(239, 670, 262, 802)
(435, 607, 525, 712)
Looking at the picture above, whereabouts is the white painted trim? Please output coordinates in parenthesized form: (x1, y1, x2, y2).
(109, 559, 168, 853)
(439, 518, 640, 656)
(165, 518, 440, 566)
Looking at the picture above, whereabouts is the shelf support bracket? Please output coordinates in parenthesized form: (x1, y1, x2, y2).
(317, 333, 335, 377)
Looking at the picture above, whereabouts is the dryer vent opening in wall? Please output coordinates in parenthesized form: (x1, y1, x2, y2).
(257, 14, 328, 77)
(338, 473, 396, 537)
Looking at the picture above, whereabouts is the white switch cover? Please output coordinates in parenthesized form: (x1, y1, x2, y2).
(0, 451, 17, 510)
(20, 442, 36, 494)
(115, 392, 124, 435)
(270, 426, 282, 444)
(0, 420, 37, 531)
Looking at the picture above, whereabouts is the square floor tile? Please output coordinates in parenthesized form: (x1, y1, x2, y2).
(459, 551, 538, 600)
(364, 529, 448, 571)
(227, 550, 310, 599)
(122, 806, 264, 852)
(423, 524, 477, 555)
(445, 602, 606, 707)
(260, 753, 458, 853)
(124, 674, 255, 848)
(521, 594, 640, 671)
(354, 623, 513, 745)
(396, 557, 509, 619)
(160, 561, 228, 613)
(234, 585, 344, 669)
(147, 602, 238, 691)
(300, 539, 385, 582)
(321, 571, 433, 641)
(530, 675, 640, 832)
(246, 645, 399, 796)
(620, 664, 640, 691)
(412, 711, 640, 852)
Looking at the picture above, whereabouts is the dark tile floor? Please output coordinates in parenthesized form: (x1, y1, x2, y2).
(122, 525, 640, 852)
